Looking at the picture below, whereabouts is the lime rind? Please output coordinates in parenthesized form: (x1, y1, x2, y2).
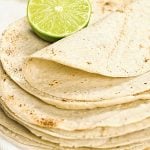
(27, 0, 92, 42)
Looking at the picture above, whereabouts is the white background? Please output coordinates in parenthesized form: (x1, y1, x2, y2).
(0, 0, 26, 149)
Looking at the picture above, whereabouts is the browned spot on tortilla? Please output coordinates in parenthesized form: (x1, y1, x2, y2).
(86, 62, 92, 65)
(49, 83, 54, 86)
(14, 68, 18, 73)
(19, 68, 22, 71)
(139, 44, 144, 49)
(7, 95, 14, 100)
(2, 32, 5, 36)
(100, 0, 134, 13)
(144, 58, 150, 63)
(105, 2, 110, 5)
(62, 99, 67, 102)
(49, 80, 60, 86)
(49, 49, 56, 56)
(5, 49, 14, 56)
(36, 118, 58, 128)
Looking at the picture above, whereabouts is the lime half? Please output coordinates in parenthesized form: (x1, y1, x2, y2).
(27, 0, 91, 42)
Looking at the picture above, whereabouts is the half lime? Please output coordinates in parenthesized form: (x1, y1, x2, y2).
(27, 0, 91, 42)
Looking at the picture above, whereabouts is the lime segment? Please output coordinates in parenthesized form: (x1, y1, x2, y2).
(27, 0, 91, 42)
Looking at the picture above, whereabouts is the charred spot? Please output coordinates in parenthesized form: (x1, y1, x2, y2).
(50, 49, 56, 56)
(105, 2, 110, 5)
(5, 49, 13, 56)
(86, 62, 92, 65)
(36, 118, 57, 128)
(19, 68, 22, 72)
(8, 95, 14, 100)
(14, 68, 18, 73)
(49, 83, 54, 86)
(49, 80, 59, 86)
(53, 80, 58, 84)
(139, 44, 144, 49)
(19, 104, 22, 107)
(144, 58, 149, 63)
(62, 99, 67, 102)
(144, 83, 147, 85)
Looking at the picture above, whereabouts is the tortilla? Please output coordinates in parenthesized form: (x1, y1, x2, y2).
(0, 62, 150, 148)
(0, 107, 56, 150)
(1, 64, 150, 130)
(25, 0, 150, 78)
(0, 0, 150, 149)
(1, 18, 150, 110)
(0, 107, 150, 150)
(1, 102, 150, 149)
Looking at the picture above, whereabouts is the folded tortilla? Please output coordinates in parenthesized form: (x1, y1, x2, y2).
(1, 17, 150, 109)
(24, 0, 150, 78)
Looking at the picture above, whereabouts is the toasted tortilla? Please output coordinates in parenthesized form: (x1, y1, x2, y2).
(1, 17, 150, 110)
(24, 0, 150, 78)
(1, 102, 150, 149)
(0, 107, 150, 150)
(0, 62, 150, 148)
(0, 0, 150, 149)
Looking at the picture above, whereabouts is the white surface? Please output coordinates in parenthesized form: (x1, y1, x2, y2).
(0, 0, 26, 33)
(0, 0, 26, 149)
(0, 134, 19, 150)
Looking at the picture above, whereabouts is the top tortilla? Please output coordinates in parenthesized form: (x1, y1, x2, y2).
(27, 0, 150, 77)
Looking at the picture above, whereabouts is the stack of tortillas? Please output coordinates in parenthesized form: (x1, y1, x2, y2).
(0, 0, 150, 149)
